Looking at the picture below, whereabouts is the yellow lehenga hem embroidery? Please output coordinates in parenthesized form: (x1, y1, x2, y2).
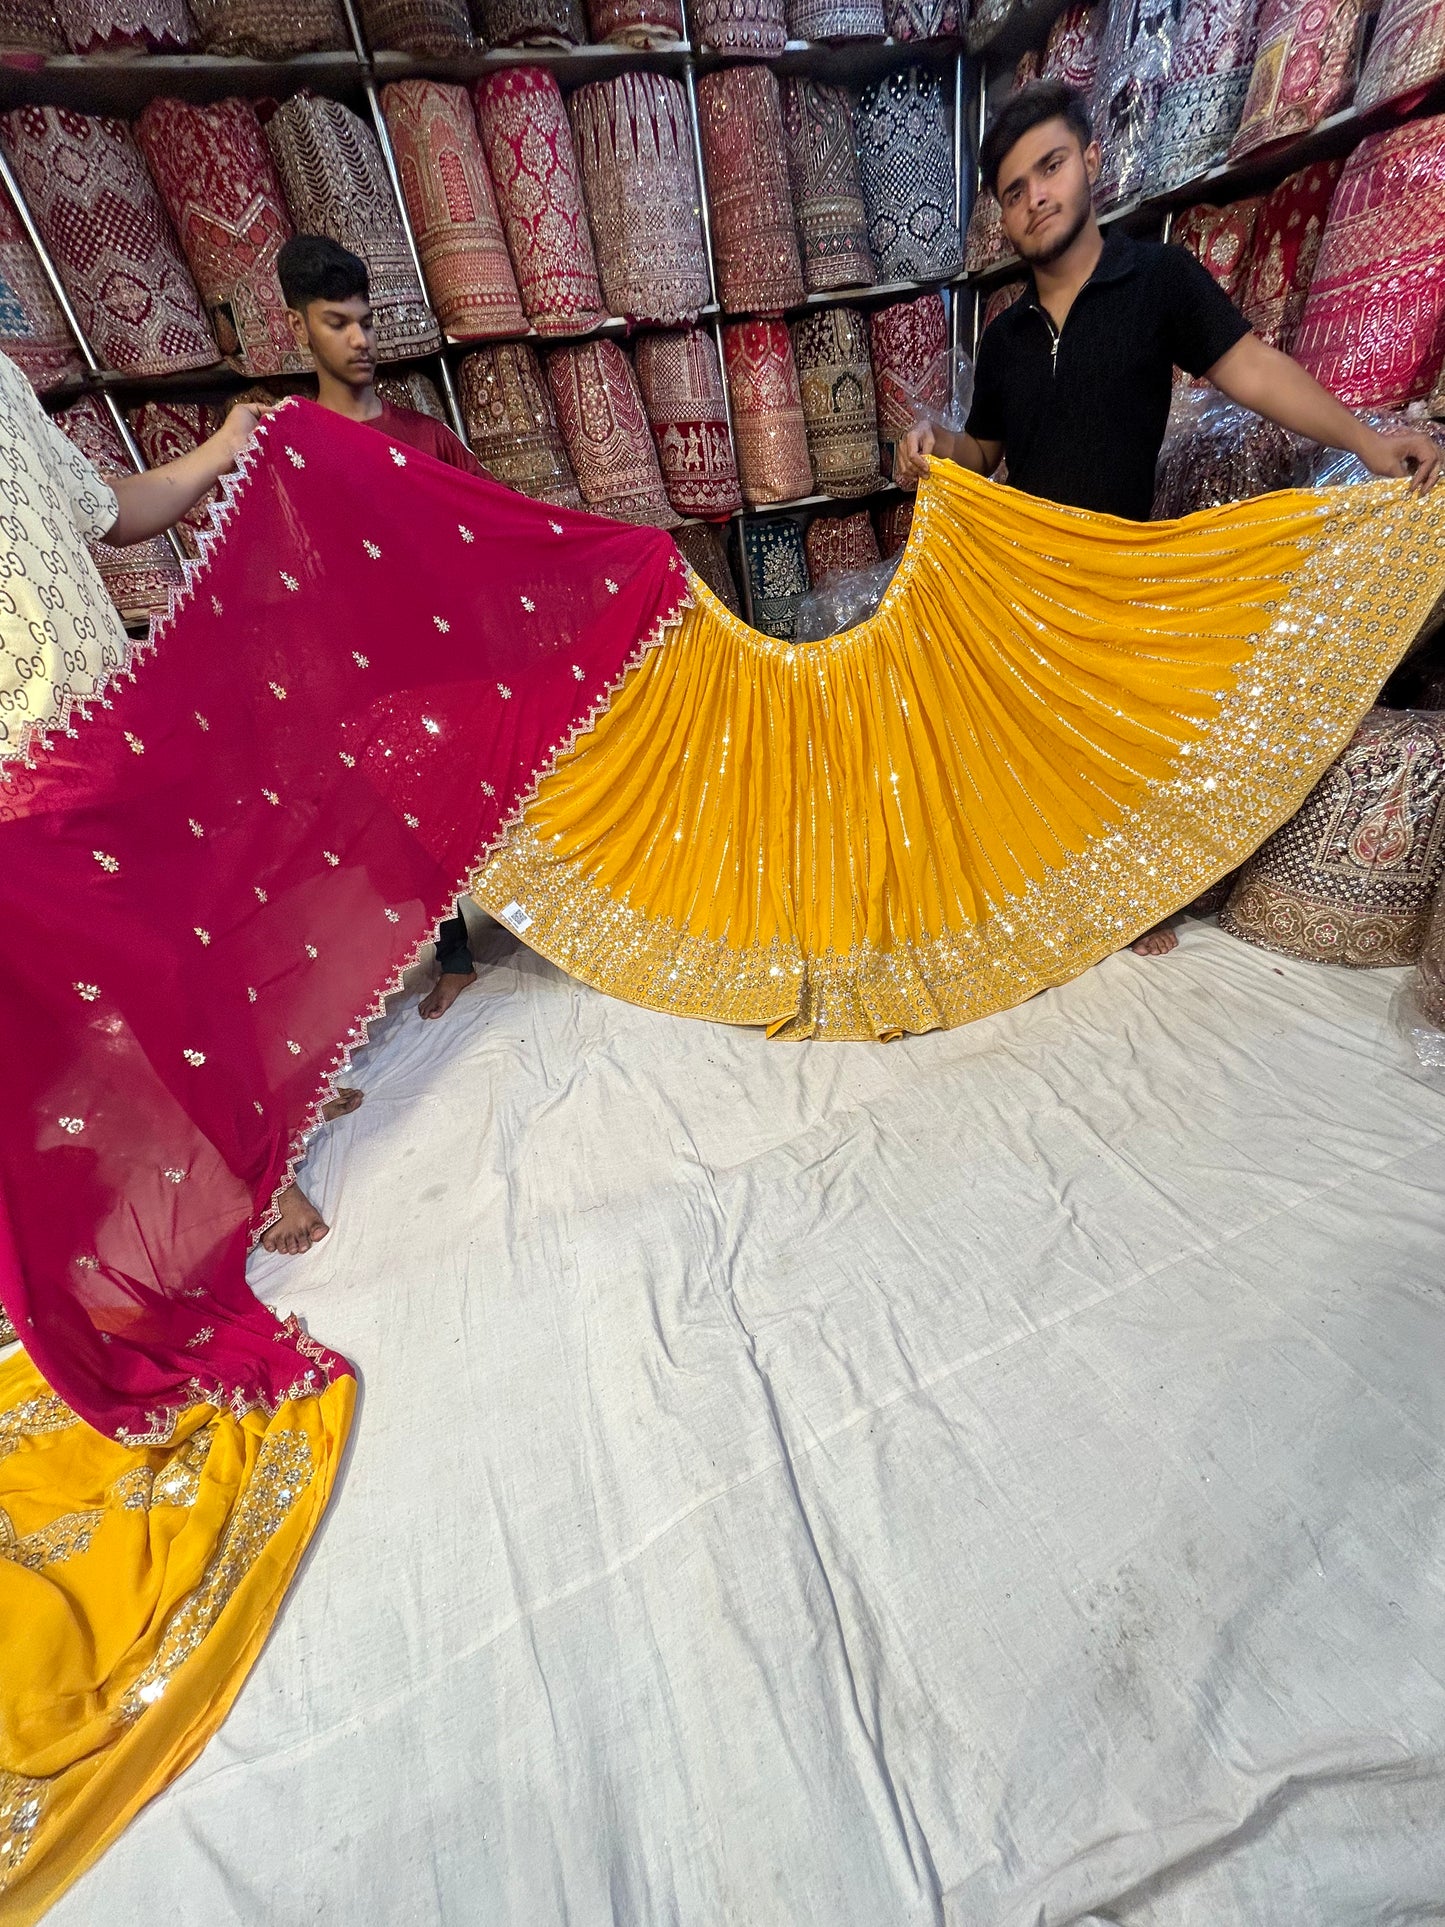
(473, 461, 1445, 1039)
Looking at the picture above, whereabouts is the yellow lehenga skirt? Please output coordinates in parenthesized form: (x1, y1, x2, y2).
(475, 460, 1445, 1038)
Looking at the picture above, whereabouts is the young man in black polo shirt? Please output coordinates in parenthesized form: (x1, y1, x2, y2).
(897, 81, 1441, 953)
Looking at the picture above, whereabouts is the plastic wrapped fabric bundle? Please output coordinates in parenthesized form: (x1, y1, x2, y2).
(674, 521, 743, 615)
(265, 96, 441, 365)
(54, 0, 194, 49)
(1221, 710, 1445, 966)
(474, 68, 606, 337)
(55, 398, 183, 624)
(375, 369, 450, 421)
(0, 181, 81, 393)
(1235, 159, 1340, 352)
(458, 342, 583, 505)
(697, 67, 805, 315)
(360, 0, 472, 49)
(1357, 0, 1445, 113)
(570, 74, 710, 328)
(804, 507, 882, 588)
(634, 327, 742, 519)
(1144, 0, 1260, 193)
(474, 0, 585, 38)
(584, 0, 682, 45)
(1093, 0, 1186, 208)
(1230, 0, 1366, 158)
(883, 0, 958, 36)
(547, 341, 678, 527)
(380, 81, 526, 344)
(870, 291, 949, 479)
(794, 551, 900, 641)
(0, 0, 64, 49)
(792, 308, 882, 499)
(855, 68, 962, 284)
(1151, 389, 1299, 517)
(785, 0, 884, 37)
(876, 495, 913, 555)
(1171, 198, 1263, 301)
(129, 400, 226, 557)
(1293, 119, 1445, 409)
(742, 516, 810, 639)
(0, 107, 218, 379)
(136, 96, 309, 380)
(1041, 0, 1105, 91)
(691, 0, 786, 50)
(723, 319, 814, 505)
(187, 0, 346, 53)
(782, 80, 877, 295)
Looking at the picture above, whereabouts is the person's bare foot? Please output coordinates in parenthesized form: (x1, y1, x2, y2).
(1131, 923, 1180, 957)
(261, 1183, 329, 1255)
(419, 967, 476, 1020)
(322, 1086, 363, 1121)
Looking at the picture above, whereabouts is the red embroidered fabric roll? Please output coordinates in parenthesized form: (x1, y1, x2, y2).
(265, 93, 441, 365)
(1236, 160, 1340, 353)
(54, 0, 193, 50)
(584, 0, 681, 45)
(546, 340, 678, 527)
(805, 509, 881, 587)
(875, 496, 913, 556)
(634, 328, 742, 519)
(360, 0, 472, 51)
(982, 280, 1025, 329)
(1041, 0, 1105, 92)
(1293, 120, 1445, 408)
(187, 0, 346, 54)
(129, 400, 226, 557)
(0, 181, 81, 392)
(570, 74, 709, 327)
(1171, 199, 1263, 302)
(474, 68, 606, 337)
(1231, 0, 1367, 158)
(458, 343, 582, 505)
(722, 318, 814, 505)
(1358, 0, 1445, 111)
(692, 0, 786, 49)
(698, 66, 805, 316)
(55, 397, 183, 622)
(136, 95, 308, 379)
(782, 79, 876, 296)
(0, 106, 218, 378)
(870, 292, 948, 474)
(381, 81, 526, 343)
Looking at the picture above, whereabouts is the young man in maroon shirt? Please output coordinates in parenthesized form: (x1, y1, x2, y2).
(266, 236, 484, 1253)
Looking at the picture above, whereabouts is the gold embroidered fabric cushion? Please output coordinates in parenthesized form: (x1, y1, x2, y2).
(1222, 708, 1445, 966)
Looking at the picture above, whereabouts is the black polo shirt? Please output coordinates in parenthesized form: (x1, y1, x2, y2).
(965, 230, 1252, 521)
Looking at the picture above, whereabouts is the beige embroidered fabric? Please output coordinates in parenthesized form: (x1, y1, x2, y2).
(458, 342, 582, 505)
(792, 306, 882, 498)
(187, 0, 346, 54)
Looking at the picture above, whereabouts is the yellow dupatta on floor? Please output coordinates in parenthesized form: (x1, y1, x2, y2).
(474, 460, 1445, 1038)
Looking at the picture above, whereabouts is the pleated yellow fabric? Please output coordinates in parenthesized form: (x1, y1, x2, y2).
(0, 1351, 352, 1924)
(474, 460, 1445, 1039)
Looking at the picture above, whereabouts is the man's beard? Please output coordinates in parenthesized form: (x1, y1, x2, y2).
(1017, 196, 1091, 267)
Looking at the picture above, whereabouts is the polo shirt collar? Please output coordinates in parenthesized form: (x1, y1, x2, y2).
(1023, 227, 1140, 309)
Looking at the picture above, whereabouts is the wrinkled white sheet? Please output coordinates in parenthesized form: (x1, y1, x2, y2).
(54, 918, 1445, 1927)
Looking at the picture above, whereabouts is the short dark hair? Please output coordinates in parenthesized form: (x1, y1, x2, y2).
(277, 234, 369, 310)
(979, 81, 1093, 196)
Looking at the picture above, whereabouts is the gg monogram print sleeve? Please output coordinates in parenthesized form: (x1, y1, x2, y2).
(0, 350, 127, 767)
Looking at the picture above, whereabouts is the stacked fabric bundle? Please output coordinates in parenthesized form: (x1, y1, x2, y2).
(570, 73, 709, 327)
(805, 509, 882, 587)
(782, 80, 876, 296)
(673, 522, 743, 615)
(56, 397, 182, 622)
(266, 94, 441, 364)
(1231, 0, 1366, 157)
(1171, 199, 1262, 302)
(691, 0, 786, 49)
(129, 400, 226, 557)
(1093, 0, 1185, 205)
(698, 66, 804, 315)
(474, 0, 586, 38)
(743, 517, 811, 638)
(1223, 710, 1445, 966)
(475, 68, 606, 336)
(360, 0, 472, 51)
(1292, 119, 1445, 408)
(136, 96, 308, 379)
(584, 0, 682, 44)
(855, 69, 962, 284)
(1357, 0, 1445, 112)
(54, 0, 193, 50)
(1146, 0, 1260, 192)
(723, 319, 814, 505)
(0, 182, 81, 392)
(870, 292, 948, 478)
(459, 343, 581, 504)
(792, 308, 881, 497)
(547, 340, 677, 525)
(634, 328, 742, 518)
(187, 0, 347, 54)
(381, 81, 526, 342)
(1236, 160, 1341, 350)
(785, 0, 885, 37)
(375, 370, 449, 420)
(0, 107, 218, 378)
(1041, 0, 1104, 91)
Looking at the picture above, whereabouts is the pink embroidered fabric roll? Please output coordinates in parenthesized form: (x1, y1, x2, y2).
(698, 66, 805, 316)
(1231, 0, 1367, 158)
(634, 328, 742, 519)
(0, 106, 218, 378)
(0, 181, 81, 392)
(129, 400, 226, 557)
(136, 95, 308, 379)
(381, 81, 526, 343)
(474, 68, 606, 337)
(722, 318, 814, 505)
(570, 73, 710, 327)
(458, 342, 582, 505)
(1292, 118, 1445, 408)
(805, 509, 881, 588)
(692, 0, 786, 48)
(56, 398, 183, 622)
(1041, 0, 1105, 92)
(1357, 0, 1445, 112)
(584, 0, 682, 45)
(546, 341, 678, 527)
(1236, 158, 1341, 352)
(869, 292, 948, 476)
